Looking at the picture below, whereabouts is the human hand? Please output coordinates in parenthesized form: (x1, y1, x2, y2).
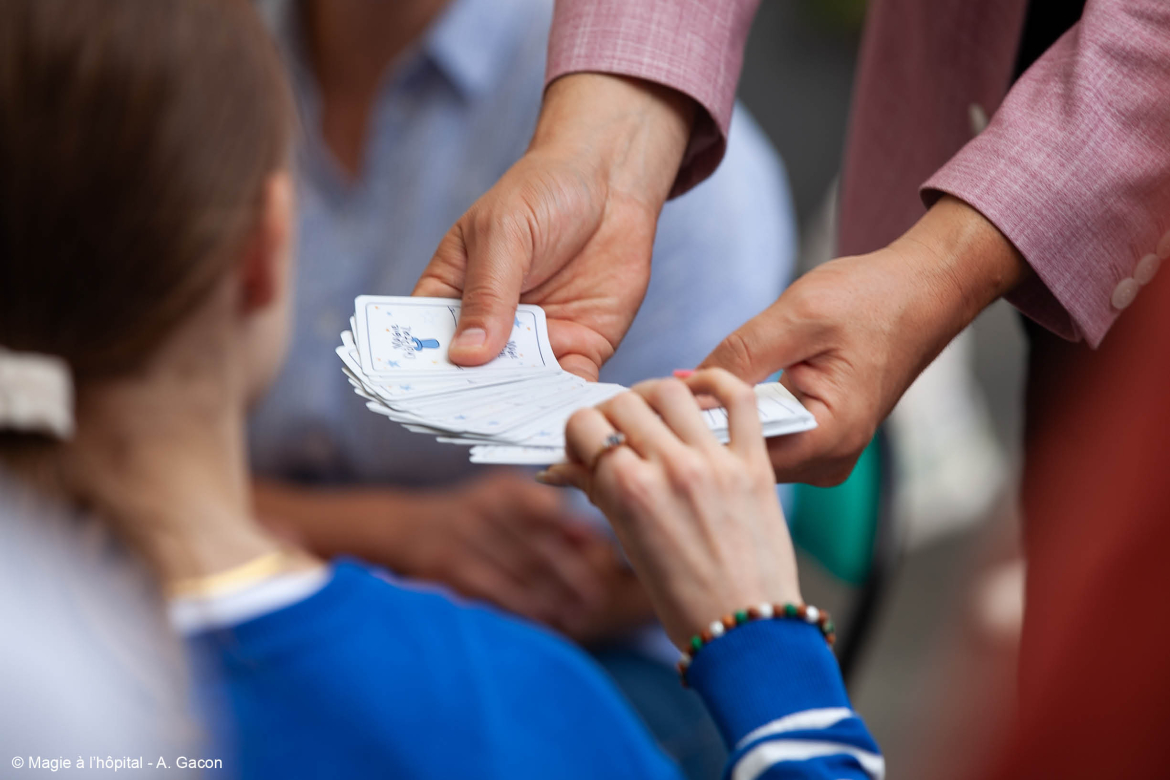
(413, 73, 694, 380)
(394, 470, 613, 633)
(701, 195, 1028, 485)
(540, 370, 802, 649)
(255, 472, 612, 634)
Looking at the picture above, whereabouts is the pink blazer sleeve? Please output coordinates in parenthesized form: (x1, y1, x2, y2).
(924, 0, 1170, 347)
(546, 0, 760, 196)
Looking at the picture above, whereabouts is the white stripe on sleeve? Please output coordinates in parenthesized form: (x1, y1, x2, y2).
(735, 707, 856, 750)
(731, 739, 885, 780)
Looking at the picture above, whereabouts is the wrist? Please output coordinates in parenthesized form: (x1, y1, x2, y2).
(533, 73, 695, 210)
(891, 195, 1029, 333)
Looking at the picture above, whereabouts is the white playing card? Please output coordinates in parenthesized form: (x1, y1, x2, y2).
(353, 296, 559, 377)
(337, 298, 818, 467)
(390, 372, 578, 417)
(388, 377, 584, 432)
(337, 341, 534, 405)
(469, 445, 565, 465)
(478, 383, 626, 446)
(463, 383, 817, 464)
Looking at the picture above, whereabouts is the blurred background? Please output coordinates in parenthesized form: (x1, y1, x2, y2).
(739, 3, 1027, 777)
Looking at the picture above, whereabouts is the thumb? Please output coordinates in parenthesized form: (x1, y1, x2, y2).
(699, 300, 809, 383)
(435, 219, 530, 367)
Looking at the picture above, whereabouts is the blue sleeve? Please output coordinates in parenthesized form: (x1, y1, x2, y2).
(688, 620, 884, 780)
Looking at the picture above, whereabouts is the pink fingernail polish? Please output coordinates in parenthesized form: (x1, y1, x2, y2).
(672, 369, 695, 378)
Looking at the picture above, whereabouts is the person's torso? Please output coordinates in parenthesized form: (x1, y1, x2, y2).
(186, 562, 680, 779)
(249, 0, 796, 489)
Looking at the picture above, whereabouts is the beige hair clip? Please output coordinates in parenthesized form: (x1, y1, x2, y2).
(0, 348, 74, 439)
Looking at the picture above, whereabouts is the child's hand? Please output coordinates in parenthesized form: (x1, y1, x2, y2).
(542, 369, 802, 649)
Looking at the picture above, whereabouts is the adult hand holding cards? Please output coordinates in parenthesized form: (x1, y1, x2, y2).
(337, 296, 817, 465)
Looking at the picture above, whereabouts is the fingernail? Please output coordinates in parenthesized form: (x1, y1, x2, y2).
(536, 468, 571, 487)
(452, 327, 487, 350)
(672, 369, 695, 378)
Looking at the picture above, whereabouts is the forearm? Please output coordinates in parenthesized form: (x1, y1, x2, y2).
(546, 0, 760, 193)
(533, 74, 695, 213)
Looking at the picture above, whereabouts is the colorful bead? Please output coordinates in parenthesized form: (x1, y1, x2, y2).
(678, 601, 834, 687)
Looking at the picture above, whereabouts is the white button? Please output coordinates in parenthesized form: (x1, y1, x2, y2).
(1135, 254, 1161, 285)
(968, 103, 989, 136)
(1111, 278, 1141, 310)
(1158, 230, 1170, 260)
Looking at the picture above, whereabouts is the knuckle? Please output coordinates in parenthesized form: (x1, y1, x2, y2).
(565, 408, 593, 435)
(650, 378, 688, 407)
(790, 278, 837, 320)
(717, 331, 757, 374)
(609, 390, 642, 415)
(463, 283, 510, 315)
(611, 463, 660, 508)
(468, 205, 497, 239)
(630, 378, 659, 397)
(730, 381, 757, 409)
(666, 453, 710, 493)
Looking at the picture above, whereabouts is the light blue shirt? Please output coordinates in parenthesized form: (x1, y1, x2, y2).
(250, 0, 797, 492)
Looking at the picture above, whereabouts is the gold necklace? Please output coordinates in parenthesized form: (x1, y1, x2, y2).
(168, 549, 303, 599)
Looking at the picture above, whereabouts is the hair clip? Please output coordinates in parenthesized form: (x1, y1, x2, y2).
(0, 348, 75, 439)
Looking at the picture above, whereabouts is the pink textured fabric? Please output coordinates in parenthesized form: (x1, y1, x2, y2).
(923, 0, 1170, 346)
(836, 0, 1029, 288)
(547, 0, 1170, 347)
(546, 0, 758, 195)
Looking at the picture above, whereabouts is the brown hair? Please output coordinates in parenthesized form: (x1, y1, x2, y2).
(0, 0, 293, 379)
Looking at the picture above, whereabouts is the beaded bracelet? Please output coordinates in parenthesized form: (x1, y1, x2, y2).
(677, 602, 835, 686)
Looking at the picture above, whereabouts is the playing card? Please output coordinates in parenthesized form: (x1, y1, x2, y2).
(337, 297, 818, 467)
(353, 296, 558, 377)
(337, 341, 533, 405)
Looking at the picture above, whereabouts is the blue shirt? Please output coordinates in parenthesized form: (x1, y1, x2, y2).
(248, 0, 797, 490)
(187, 562, 882, 779)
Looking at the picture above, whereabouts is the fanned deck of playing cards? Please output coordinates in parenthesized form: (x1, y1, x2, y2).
(337, 296, 818, 465)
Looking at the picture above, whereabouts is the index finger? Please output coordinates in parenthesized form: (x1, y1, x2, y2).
(680, 368, 766, 462)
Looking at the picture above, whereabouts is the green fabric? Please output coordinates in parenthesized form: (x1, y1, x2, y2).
(790, 438, 882, 586)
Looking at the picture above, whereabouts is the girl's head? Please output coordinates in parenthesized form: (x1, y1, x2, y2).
(0, 0, 295, 431)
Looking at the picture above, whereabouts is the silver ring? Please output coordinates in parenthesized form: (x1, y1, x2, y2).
(589, 432, 627, 472)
